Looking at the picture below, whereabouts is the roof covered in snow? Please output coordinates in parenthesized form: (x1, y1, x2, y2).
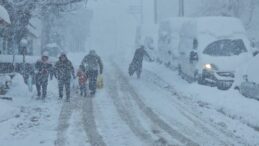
(0, 5, 11, 24)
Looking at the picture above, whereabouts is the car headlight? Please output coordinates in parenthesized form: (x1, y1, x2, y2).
(203, 64, 212, 70)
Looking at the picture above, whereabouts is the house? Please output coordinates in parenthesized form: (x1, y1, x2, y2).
(0, 5, 11, 54)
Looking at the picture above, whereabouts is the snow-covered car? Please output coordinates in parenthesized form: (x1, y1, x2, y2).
(234, 54, 259, 100)
(158, 17, 190, 68)
(159, 17, 252, 90)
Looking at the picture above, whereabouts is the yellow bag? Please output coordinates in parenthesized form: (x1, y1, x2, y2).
(97, 75, 104, 89)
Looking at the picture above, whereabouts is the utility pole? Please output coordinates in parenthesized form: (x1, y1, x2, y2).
(154, 0, 158, 24)
(179, 0, 184, 17)
(140, 0, 143, 24)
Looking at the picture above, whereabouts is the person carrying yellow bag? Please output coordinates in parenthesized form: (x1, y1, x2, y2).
(81, 50, 103, 96)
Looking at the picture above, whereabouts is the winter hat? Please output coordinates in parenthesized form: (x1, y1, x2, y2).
(89, 50, 96, 55)
(42, 51, 49, 57)
(59, 50, 67, 57)
(41, 51, 49, 61)
(140, 45, 145, 49)
(60, 52, 66, 57)
(59, 51, 68, 61)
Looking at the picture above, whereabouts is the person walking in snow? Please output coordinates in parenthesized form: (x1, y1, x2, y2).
(35, 52, 53, 100)
(129, 45, 152, 79)
(54, 53, 75, 102)
(77, 65, 88, 97)
(81, 50, 103, 96)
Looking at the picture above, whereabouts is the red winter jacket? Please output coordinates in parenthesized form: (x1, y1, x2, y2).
(77, 70, 87, 85)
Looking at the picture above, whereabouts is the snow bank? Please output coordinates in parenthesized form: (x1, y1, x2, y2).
(239, 55, 259, 83)
(0, 74, 10, 85)
(143, 62, 259, 131)
(234, 54, 259, 86)
(0, 73, 61, 146)
(0, 101, 18, 122)
(6, 74, 32, 98)
(0, 5, 10, 24)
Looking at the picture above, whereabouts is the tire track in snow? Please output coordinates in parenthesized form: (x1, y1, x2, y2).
(81, 97, 107, 146)
(106, 73, 156, 146)
(55, 93, 106, 146)
(110, 63, 199, 146)
(55, 102, 74, 146)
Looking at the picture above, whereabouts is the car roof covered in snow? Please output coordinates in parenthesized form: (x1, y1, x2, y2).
(0, 5, 10, 24)
(197, 17, 246, 36)
(160, 16, 250, 52)
(161, 16, 247, 36)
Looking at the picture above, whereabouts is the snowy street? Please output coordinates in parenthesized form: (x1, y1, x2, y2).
(1, 55, 259, 146)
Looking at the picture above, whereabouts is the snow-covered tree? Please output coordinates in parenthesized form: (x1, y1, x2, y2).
(0, 0, 87, 54)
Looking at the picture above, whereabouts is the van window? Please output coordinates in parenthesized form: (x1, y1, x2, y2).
(203, 39, 247, 56)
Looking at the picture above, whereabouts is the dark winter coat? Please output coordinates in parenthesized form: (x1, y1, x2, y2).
(54, 57, 75, 81)
(35, 60, 53, 84)
(132, 47, 151, 68)
(81, 53, 103, 73)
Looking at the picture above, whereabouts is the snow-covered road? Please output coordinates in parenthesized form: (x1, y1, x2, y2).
(1, 57, 259, 146)
(53, 58, 257, 146)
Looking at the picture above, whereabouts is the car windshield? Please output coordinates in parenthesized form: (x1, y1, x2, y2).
(203, 39, 247, 56)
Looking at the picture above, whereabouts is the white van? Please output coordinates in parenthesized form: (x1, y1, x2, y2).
(158, 18, 191, 68)
(159, 17, 252, 90)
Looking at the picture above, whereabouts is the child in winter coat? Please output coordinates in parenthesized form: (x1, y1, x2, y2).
(77, 67, 88, 97)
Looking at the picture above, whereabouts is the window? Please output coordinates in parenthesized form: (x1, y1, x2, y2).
(203, 39, 247, 56)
